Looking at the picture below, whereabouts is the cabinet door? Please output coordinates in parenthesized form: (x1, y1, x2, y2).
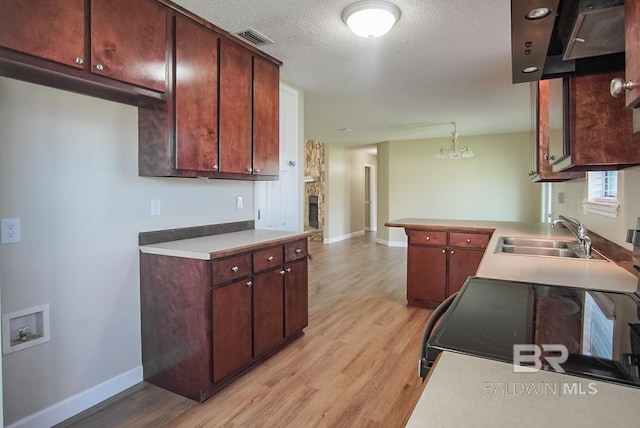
(175, 16, 219, 172)
(626, 0, 640, 108)
(219, 39, 253, 174)
(253, 57, 280, 176)
(212, 279, 252, 382)
(0, 0, 84, 69)
(533, 80, 584, 181)
(447, 249, 484, 296)
(253, 269, 284, 356)
(91, 0, 167, 92)
(563, 72, 640, 170)
(407, 246, 447, 307)
(284, 258, 308, 337)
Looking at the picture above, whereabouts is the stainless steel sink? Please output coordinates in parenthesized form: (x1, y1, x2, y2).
(501, 237, 570, 249)
(495, 237, 607, 261)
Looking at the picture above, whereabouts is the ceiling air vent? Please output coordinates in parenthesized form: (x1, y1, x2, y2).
(232, 28, 274, 46)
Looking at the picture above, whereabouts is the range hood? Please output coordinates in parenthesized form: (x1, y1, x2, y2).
(511, 0, 625, 83)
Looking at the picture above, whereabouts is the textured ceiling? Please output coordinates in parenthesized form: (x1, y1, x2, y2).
(172, 0, 532, 146)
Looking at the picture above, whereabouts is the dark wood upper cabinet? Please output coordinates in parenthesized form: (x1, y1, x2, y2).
(253, 57, 280, 176)
(91, 0, 167, 92)
(624, 0, 640, 108)
(174, 16, 219, 172)
(531, 80, 584, 182)
(1, 0, 282, 181)
(0, 0, 85, 69)
(553, 72, 640, 172)
(219, 39, 253, 174)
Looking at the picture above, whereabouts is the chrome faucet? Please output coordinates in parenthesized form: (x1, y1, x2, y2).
(550, 216, 592, 258)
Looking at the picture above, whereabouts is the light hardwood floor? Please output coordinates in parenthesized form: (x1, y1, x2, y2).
(58, 233, 433, 428)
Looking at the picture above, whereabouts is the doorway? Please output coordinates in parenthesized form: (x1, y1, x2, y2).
(364, 164, 377, 232)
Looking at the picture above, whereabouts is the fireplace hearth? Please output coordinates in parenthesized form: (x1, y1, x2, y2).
(308, 195, 319, 229)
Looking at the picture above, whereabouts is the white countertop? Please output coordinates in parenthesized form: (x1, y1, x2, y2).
(406, 352, 640, 427)
(139, 229, 309, 260)
(386, 219, 640, 426)
(387, 218, 638, 293)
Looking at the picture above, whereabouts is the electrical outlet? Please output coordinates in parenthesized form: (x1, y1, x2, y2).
(1, 218, 21, 244)
(236, 196, 243, 211)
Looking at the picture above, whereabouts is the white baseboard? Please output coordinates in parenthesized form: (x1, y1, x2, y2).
(323, 230, 365, 244)
(7, 366, 143, 428)
(376, 238, 407, 247)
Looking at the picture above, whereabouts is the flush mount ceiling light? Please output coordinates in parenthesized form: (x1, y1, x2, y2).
(436, 122, 474, 159)
(342, 0, 401, 38)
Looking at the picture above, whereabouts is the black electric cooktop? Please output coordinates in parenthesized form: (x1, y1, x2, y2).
(425, 277, 640, 388)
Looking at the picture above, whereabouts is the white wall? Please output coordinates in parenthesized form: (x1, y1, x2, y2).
(323, 145, 376, 242)
(379, 132, 542, 245)
(552, 166, 640, 249)
(0, 78, 254, 425)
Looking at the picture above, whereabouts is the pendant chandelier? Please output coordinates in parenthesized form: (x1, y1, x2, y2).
(436, 122, 474, 159)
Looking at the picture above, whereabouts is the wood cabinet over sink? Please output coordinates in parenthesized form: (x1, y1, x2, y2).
(0, 0, 282, 181)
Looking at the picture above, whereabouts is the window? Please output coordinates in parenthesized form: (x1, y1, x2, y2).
(584, 171, 619, 218)
(588, 171, 618, 201)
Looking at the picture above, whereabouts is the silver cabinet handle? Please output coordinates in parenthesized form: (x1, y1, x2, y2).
(212, 164, 218, 171)
(451, 250, 455, 255)
(610, 77, 637, 97)
(280, 270, 286, 275)
(95, 64, 104, 71)
(246, 167, 253, 173)
(425, 236, 430, 241)
(267, 256, 274, 261)
(254, 168, 261, 173)
(231, 266, 239, 272)
(295, 248, 302, 254)
(466, 238, 471, 243)
(246, 281, 252, 287)
(74, 57, 83, 65)
(442, 249, 446, 254)
(286, 267, 292, 273)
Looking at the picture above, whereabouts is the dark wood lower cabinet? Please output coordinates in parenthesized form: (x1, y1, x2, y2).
(140, 235, 309, 402)
(285, 258, 309, 337)
(253, 269, 285, 357)
(407, 246, 447, 306)
(404, 227, 493, 308)
(212, 279, 253, 382)
(448, 249, 485, 296)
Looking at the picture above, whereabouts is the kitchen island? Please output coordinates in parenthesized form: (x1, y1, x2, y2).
(386, 218, 640, 426)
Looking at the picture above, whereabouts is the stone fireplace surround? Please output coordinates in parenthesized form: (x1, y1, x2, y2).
(304, 140, 325, 241)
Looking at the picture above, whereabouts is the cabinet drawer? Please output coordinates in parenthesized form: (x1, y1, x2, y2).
(212, 253, 251, 286)
(253, 245, 284, 273)
(284, 239, 308, 262)
(408, 230, 447, 246)
(449, 232, 490, 249)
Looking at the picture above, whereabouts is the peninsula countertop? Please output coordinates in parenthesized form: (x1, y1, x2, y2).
(385, 218, 638, 293)
(139, 229, 310, 260)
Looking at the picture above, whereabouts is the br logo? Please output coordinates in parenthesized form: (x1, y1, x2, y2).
(513, 344, 569, 373)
